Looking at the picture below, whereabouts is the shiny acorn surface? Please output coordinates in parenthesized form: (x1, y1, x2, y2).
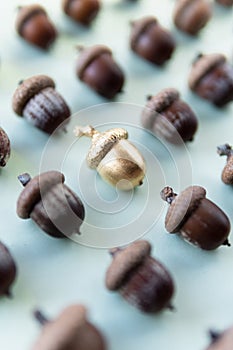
(74, 125, 146, 190)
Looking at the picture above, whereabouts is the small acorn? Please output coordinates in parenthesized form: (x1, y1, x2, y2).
(141, 88, 198, 144)
(173, 0, 212, 36)
(17, 171, 85, 238)
(188, 53, 233, 107)
(217, 143, 233, 184)
(15, 4, 57, 50)
(161, 186, 231, 250)
(74, 125, 146, 190)
(12, 75, 70, 134)
(76, 45, 125, 99)
(0, 127, 11, 167)
(32, 305, 106, 350)
(130, 16, 176, 66)
(0, 242, 17, 297)
(105, 240, 175, 313)
(205, 327, 233, 350)
(62, 0, 101, 25)
(216, 0, 233, 6)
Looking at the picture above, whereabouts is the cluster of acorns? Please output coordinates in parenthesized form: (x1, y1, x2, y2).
(1, 0, 233, 349)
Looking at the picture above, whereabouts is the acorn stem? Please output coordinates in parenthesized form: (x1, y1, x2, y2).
(34, 310, 49, 326)
(18, 173, 31, 187)
(223, 238, 231, 247)
(217, 144, 233, 158)
(160, 187, 177, 204)
(76, 45, 85, 52)
(192, 53, 203, 65)
(109, 247, 122, 257)
(209, 330, 221, 343)
(74, 125, 98, 139)
(167, 303, 175, 311)
(5, 289, 12, 298)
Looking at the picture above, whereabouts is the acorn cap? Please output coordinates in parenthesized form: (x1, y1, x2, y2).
(16, 4, 47, 34)
(0, 127, 11, 167)
(106, 240, 151, 291)
(76, 45, 112, 79)
(17, 171, 65, 219)
(163, 186, 206, 233)
(130, 16, 157, 49)
(188, 53, 226, 90)
(12, 75, 55, 116)
(174, 0, 199, 23)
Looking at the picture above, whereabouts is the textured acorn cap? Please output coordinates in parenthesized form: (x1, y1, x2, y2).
(106, 240, 151, 291)
(17, 171, 65, 219)
(164, 186, 206, 233)
(76, 45, 112, 79)
(188, 53, 226, 90)
(12, 75, 55, 116)
(16, 4, 47, 34)
(130, 16, 158, 49)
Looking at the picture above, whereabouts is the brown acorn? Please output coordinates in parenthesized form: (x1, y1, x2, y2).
(206, 327, 233, 350)
(130, 16, 176, 66)
(216, 0, 233, 6)
(12, 75, 70, 134)
(62, 0, 101, 25)
(217, 143, 233, 184)
(15, 4, 57, 50)
(32, 305, 106, 350)
(188, 53, 233, 107)
(141, 88, 198, 144)
(105, 240, 175, 313)
(161, 186, 231, 250)
(0, 242, 17, 297)
(173, 0, 212, 36)
(0, 127, 11, 167)
(16, 171, 85, 238)
(76, 45, 125, 99)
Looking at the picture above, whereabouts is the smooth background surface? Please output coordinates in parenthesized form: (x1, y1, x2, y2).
(1, 0, 233, 349)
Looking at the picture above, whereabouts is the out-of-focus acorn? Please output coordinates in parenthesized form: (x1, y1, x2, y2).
(216, 0, 233, 6)
(0, 127, 11, 167)
(62, 0, 101, 25)
(0, 242, 17, 297)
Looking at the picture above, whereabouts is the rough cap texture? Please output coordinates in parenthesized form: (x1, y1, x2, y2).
(106, 240, 151, 290)
(16, 4, 47, 34)
(0, 127, 11, 167)
(12, 75, 55, 116)
(189, 53, 226, 89)
(76, 45, 112, 78)
(130, 16, 157, 49)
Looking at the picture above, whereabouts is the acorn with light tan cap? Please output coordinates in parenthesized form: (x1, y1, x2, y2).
(173, 0, 212, 36)
(62, 0, 101, 25)
(217, 144, 233, 184)
(205, 326, 233, 350)
(0, 127, 11, 167)
(32, 305, 107, 350)
(105, 240, 175, 313)
(188, 53, 233, 107)
(74, 125, 146, 190)
(161, 186, 231, 250)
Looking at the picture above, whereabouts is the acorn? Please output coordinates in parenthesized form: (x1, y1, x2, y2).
(160, 186, 231, 250)
(32, 305, 106, 350)
(173, 0, 212, 36)
(15, 4, 57, 50)
(62, 0, 101, 26)
(76, 45, 125, 99)
(105, 240, 175, 313)
(141, 88, 198, 144)
(130, 16, 176, 66)
(206, 327, 233, 350)
(217, 143, 233, 184)
(188, 53, 233, 107)
(216, 0, 233, 6)
(16, 171, 85, 238)
(74, 125, 146, 190)
(0, 127, 11, 167)
(12, 75, 70, 134)
(0, 242, 17, 297)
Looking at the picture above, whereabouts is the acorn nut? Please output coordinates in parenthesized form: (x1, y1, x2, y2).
(205, 326, 233, 350)
(76, 45, 125, 99)
(12, 75, 70, 134)
(74, 125, 146, 190)
(32, 305, 106, 350)
(188, 53, 233, 107)
(130, 16, 176, 66)
(17, 171, 85, 238)
(0, 242, 17, 297)
(0, 127, 11, 167)
(216, 0, 233, 6)
(141, 88, 198, 144)
(105, 240, 175, 313)
(173, 0, 212, 36)
(161, 186, 231, 250)
(16, 4, 57, 50)
(62, 0, 101, 25)
(217, 143, 233, 184)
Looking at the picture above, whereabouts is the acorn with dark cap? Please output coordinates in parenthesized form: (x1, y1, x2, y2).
(141, 88, 198, 144)
(62, 0, 101, 26)
(0, 127, 11, 167)
(12, 75, 70, 134)
(105, 240, 175, 313)
(15, 4, 57, 50)
(16, 171, 85, 238)
(161, 186, 231, 250)
(188, 53, 233, 107)
(205, 326, 233, 350)
(0, 242, 17, 297)
(32, 305, 107, 350)
(217, 143, 233, 184)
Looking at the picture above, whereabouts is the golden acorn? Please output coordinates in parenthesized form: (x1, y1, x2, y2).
(74, 125, 146, 190)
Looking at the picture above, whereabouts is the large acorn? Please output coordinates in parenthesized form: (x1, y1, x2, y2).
(17, 171, 85, 238)
(0, 242, 17, 297)
(74, 125, 146, 190)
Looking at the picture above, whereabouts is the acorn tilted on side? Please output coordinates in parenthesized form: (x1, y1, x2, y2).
(0, 127, 11, 167)
(0, 242, 17, 297)
(217, 143, 233, 184)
